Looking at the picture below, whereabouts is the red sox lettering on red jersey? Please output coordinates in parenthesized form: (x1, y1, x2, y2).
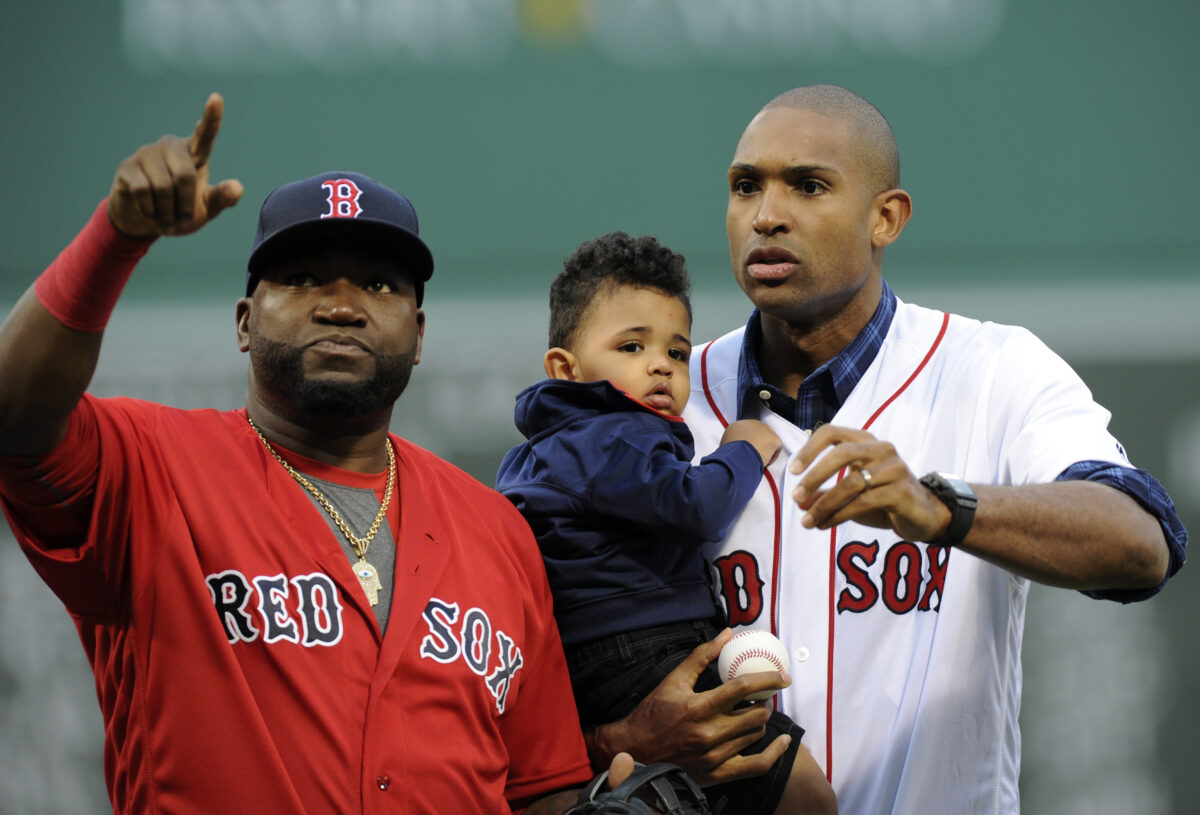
(208, 569, 526, 712)
(420, 597, 525, 713)
(208, 569, 344, 646)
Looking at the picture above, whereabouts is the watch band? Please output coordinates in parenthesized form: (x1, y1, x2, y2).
(919, 472, 977, 548)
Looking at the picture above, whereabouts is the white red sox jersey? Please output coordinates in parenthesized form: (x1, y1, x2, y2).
(684, 298, 1143, 815)
(0, 395, 592, 814)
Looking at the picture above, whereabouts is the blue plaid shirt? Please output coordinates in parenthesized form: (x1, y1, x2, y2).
(734, 280, 1187, 601)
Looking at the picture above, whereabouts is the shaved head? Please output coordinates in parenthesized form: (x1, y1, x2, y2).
(761, 85, 900, 193)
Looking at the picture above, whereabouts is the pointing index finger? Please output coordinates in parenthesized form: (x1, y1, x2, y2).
(188, 92, 225, 170)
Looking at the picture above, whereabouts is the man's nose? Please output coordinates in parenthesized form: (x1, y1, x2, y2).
(313, 279, 368, 325)
(752, 184, 790, 235)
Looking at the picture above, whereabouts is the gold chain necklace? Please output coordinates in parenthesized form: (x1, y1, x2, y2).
(247, 416, 395, 606)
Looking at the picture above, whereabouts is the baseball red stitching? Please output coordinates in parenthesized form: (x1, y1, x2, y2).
(726, 646, 784, 679)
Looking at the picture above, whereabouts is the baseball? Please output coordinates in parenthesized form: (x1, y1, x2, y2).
(717, 629, 790, 702)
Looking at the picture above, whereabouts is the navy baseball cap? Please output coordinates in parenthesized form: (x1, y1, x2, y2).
(246, 171, 434, 304)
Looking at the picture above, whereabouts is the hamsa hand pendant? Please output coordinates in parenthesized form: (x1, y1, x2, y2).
(353, 558, 383, 606)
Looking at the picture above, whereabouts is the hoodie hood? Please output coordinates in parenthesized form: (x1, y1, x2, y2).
(512, 379, 685, 442)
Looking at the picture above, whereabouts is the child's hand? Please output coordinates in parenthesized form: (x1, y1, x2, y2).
(720, 419, 782, 467)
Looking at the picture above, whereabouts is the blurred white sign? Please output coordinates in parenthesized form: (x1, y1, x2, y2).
(122, 0, 1005, 72)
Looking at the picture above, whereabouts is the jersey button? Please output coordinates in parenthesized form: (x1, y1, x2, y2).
(758, 389, 771, 402)
(376, 774, 391, 791)
(794, 646, 810, 662)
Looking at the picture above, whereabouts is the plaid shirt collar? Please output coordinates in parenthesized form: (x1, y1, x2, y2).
(736, 279, 897, 430)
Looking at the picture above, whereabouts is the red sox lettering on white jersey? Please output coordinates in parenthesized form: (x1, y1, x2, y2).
(714, 540, 951, 626)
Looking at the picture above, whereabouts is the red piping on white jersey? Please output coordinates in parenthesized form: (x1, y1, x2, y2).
(699, 341, 786, 642)
(699, 311, 951, 784)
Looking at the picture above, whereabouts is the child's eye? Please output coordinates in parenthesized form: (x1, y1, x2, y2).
(618, 342, 641, 353)
(669, 348, 689, 362)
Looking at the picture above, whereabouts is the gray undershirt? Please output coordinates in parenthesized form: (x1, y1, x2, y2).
(299, 476, 396, 632)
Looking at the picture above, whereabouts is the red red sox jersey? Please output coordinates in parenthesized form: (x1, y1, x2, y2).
(685, 299, 1137, 815)
(0, 394, 592, 814)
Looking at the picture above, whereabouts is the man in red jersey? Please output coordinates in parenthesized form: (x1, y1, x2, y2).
(0, 93, 611, 814)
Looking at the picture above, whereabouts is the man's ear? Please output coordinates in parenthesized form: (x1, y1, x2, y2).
(236, 298, 252, 353)
(412, 309, 425, 366)
(871, 188, 913, 248)
(544, 347, 580, 381)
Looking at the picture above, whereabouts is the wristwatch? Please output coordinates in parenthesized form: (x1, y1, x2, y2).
(918, 472, 977, 548)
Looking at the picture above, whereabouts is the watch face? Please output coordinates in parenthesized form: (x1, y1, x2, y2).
(941, 475, 977, 506)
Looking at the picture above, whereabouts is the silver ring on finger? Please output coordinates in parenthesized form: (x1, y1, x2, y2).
(859, 467, 874, 490)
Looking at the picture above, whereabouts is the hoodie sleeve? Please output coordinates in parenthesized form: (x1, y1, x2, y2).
(587, 427, 765, 542)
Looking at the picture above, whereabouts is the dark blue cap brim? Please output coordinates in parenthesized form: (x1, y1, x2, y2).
(245, 218, 434, 299)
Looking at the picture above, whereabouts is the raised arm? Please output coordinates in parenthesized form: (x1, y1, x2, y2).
(0, 93, 242, 456)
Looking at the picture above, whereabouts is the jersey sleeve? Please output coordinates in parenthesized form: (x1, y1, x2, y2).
(0, 398, 101, 547)
(587, 425, 765, 542)
(983, 327, 1188, 599)
(0, 394, 157, 617)
(983, 327, 1132, 484)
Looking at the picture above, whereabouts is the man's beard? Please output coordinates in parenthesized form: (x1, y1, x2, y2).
(249, 336, 416, 418)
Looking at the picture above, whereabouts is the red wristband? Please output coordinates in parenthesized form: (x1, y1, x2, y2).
(33, 199, 155, 332)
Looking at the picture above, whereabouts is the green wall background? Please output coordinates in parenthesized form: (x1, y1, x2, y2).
(2, 1, 1196, 303)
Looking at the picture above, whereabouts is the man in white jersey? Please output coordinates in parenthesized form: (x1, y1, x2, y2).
(586, 85, 1188, 813)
